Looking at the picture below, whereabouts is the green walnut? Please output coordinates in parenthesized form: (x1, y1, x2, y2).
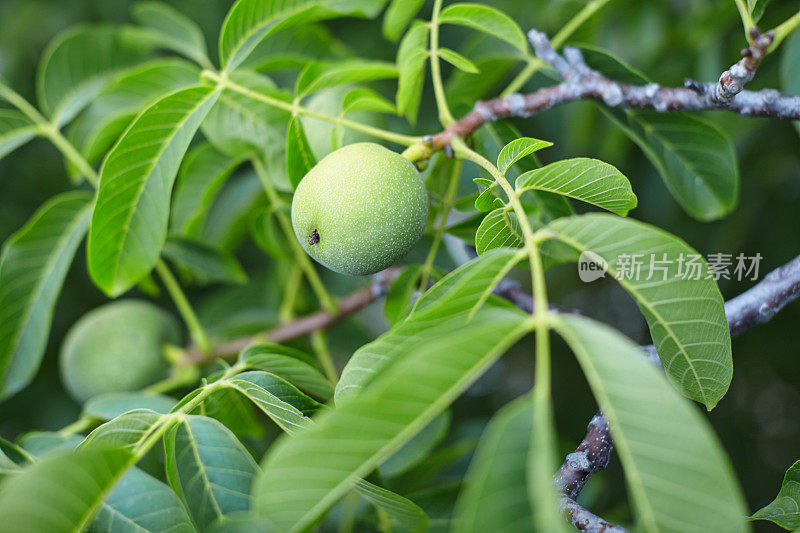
(59, 300, 182, 402)
(291, 142, 428, 276)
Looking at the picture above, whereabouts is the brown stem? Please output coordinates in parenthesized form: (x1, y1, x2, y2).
(184, 267, 401, 364)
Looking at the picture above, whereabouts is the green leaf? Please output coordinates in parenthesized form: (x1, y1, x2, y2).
(752, 460, 800, 530)
(295, 60, 398, 98)
(200, 71, 290, 190)
(37, 25, 154, 126)
(240, 343, 334, 401)
(438, 48, 480, 74)
(384, 265, 422, 326)
(445, 211, 484, 244)
(199, 170, 265, 250)
(447, 53, 517, 109)
(19, 432, 83, 458)
(0, 438, 32, 474)
(474, 198, 571, 267)
(0, 109, 37, 161)
(475, 207, 523, 255)
(0, 191, 93, 399)
(242, 24, 345, 72)
(342, 87, 397, 115)
(231, 364, 425, 532)
(165, 415, 259, 529)
(171, 143, 245, 235)
(748, 0, 771, 21)
(380, 411, 449, 478)
(81, 410, 165, 450)
(396, 21, 429, 123)
(192, 386, 265, 439)
(206, 513, 275, 531)
(132, 1, 209, 67)
(336, 248, 524, 403)
(553, 314, 748, 532)
(286, 116, 317, 189)
(88, 85, 221, 296)
(453, 396, 532, 532)
(66, 59, 200, 182)
(249, 205, 293, 260)
(0, 453, 21, 476)
(580, 46, 738, 221)
(219, 0, 387, 72)
(163, 236, 248, 285)
(93, 467, 195, 533)
(528, 384, 569, 533)
(253, 306, 531, 531)
(476, 121, 573, 222)
(607, 109, 736, 220)
(439, 3, 527, 53)
(496, 137, 552, 174)
(382, 0, 426, 41)
(354, 479, 429, 533)
(548, 214, 732, 409)
(474, 185, 501, 213)
(0, 448, 134, 532)
(515, 158, 637, 215)
(84, 392, 177, 420)
(223, 371, 320, 432)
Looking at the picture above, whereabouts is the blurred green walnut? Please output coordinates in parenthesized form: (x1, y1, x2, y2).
(291, 143, 429, 276)
(59, 300, 182, 402)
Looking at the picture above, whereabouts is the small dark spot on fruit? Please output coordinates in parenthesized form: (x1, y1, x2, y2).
(308, 228, 320, 245)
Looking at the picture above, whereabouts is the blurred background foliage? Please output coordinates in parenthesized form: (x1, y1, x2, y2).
(0, 0, 798, 529)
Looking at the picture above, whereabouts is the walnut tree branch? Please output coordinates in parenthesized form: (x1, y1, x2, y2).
(403, 28, 796, 163)
(561, 495, 628, 533)
(704, 27, 773, 103)
(183, 267, 401, 364)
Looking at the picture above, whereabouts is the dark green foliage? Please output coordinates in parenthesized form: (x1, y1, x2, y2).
(0, 1, 797, 531)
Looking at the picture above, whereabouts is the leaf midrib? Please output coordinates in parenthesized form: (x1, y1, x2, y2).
(99, 87, 217, 292)
(552, 230, 710, 407)
(181, 420, 224, 521)
(0, 196, 91, 382)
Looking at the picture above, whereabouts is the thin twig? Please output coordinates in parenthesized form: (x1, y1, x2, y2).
(184, 267, 401, 364)
(561, 496, 628, 533)
(725, 255, 800, 337)
(556, 413, 614, 501)
(704, 28, 773, 104)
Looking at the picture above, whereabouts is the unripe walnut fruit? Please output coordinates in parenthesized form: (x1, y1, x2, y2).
(291, 143, 429, 276)
(59, 300, 182, 402)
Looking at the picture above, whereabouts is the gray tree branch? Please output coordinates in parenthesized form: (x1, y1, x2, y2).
(407, 28, 798, 161)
